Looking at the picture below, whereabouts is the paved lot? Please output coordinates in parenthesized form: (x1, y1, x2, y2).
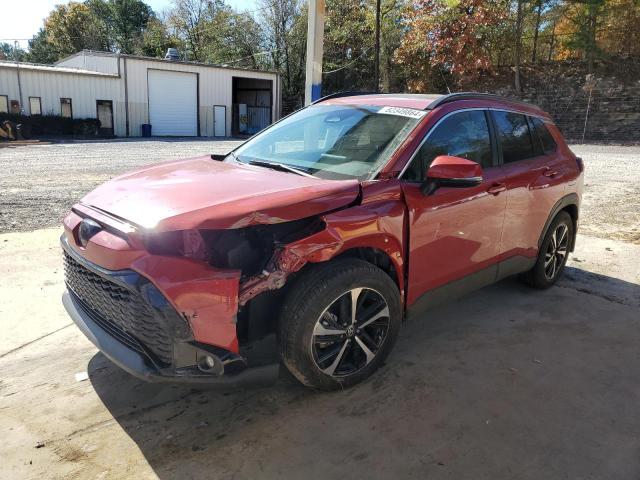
(0, 142, 639, 479)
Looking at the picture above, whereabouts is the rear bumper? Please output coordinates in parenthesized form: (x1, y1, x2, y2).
(63, 291, 279, 387)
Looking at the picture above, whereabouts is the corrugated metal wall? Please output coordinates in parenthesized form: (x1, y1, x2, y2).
(0, 54, 279, 138)
(123, 58, 278, 137)
(57, 53, 119, 75)
(0, 65, 125, 136)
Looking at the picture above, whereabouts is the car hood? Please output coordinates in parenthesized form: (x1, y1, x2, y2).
(80, 156, 360, 231)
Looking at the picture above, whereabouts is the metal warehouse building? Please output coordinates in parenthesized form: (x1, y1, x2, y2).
(0, 50, 281, 137)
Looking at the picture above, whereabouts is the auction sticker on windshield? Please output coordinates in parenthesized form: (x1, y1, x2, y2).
(377, 106, 427, 119)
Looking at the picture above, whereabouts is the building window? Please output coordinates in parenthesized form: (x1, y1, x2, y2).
(0, 95, 8, 114)
(60, 98, 72, 119)
(29, 97, 42, 116)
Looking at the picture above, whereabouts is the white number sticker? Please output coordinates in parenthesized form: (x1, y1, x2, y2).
(378, 106, 427, 119)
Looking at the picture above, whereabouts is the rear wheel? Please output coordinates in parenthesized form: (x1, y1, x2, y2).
(278, 259, 401, 390)
(524, 211, 573, 289)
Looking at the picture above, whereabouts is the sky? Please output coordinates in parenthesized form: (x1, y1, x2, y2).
(1, 0, 256, 48)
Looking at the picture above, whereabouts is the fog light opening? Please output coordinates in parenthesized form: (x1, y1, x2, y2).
(197, 354, 218, 373)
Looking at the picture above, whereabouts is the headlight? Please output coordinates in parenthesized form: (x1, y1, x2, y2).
(142, 229, 206, 259)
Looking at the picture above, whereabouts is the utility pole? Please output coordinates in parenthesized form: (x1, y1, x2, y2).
(374, 0, 381, 92)
(304, 0, 325, 105)
(14, 41, 24, 114)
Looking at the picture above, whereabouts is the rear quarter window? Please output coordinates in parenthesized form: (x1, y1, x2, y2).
(530, 116, 557, 154)
(492, 110, 536, 164)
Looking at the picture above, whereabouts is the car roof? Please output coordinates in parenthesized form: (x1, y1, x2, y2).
(319, 93, 442, 110)
(317, 92, 550, 118)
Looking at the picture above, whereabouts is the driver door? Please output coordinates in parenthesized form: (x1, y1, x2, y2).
(400, 109, 507, 309)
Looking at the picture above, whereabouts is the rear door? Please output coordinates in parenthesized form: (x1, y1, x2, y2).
(400, 109, 507, 307)
(491, 110, 566, 264)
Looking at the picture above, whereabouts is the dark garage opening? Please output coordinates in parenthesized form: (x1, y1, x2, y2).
(232, 77, 273, 136)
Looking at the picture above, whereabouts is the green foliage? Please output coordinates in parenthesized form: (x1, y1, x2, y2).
(139, 18, 182, 57)
(0, 43, 27, 61)
(25, 30, 59, 64)
(44, 2, 110, 56)
(87, 0, 154, 53)
(14, 0, 640, 102)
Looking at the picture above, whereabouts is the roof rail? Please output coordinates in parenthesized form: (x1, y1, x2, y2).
(427, 92, 536, 110)
(311, 91, 378, 104)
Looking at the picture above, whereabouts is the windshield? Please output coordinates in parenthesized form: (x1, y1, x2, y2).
(229, 104, 426, 180)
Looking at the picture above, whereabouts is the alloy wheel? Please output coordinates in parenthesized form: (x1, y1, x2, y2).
(311, 288, 390, 377)
(544, 223, 569, 280)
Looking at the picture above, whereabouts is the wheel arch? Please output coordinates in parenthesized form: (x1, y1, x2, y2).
(334, 246, 401, 288)
(538, 194, 579, 252)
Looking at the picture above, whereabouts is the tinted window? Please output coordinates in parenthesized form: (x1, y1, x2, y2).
(404, 110, 492, 181)
(493, 111, 535, 163)
(530, 116, 557, 154)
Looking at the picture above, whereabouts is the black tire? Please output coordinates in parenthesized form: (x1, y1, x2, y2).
(278, 258, 402, 391)
(523, 211, 573, 289)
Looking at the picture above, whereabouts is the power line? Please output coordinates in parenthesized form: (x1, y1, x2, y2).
(323, 46, 374, 75)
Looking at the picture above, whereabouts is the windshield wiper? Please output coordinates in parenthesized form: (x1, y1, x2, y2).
(248, 159, 315, 177)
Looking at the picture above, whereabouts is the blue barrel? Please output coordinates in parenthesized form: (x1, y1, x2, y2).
(141, 124, 152, 137)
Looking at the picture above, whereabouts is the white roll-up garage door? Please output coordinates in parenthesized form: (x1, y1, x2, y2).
(148, 70, 198, 136)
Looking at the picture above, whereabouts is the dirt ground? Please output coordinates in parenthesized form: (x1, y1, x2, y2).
(1, 141, 639, 480)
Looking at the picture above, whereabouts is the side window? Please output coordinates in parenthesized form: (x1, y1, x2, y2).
(530, 116, 557, 154)
(29, 97, 42, 116)
(60, 98, 73, 119)
(493, 111, 535, 163)
(403, 110, 492, 181)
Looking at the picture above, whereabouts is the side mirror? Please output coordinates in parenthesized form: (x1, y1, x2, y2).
(421, 155, 483, 195)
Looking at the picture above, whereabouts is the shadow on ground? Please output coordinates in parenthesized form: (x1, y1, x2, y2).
(89, 270, 640, 479)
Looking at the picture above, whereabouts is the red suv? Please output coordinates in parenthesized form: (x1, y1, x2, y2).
(62, 92, 583, 390)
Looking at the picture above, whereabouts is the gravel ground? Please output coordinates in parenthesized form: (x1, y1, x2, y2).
(1, 140, 639, 241)
(571, 144, 640, 243)
(1, 140, 639, 479)
(0, 139, 242, 233)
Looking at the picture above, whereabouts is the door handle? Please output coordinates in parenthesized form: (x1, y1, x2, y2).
(543, 167, 558, 178)
(487, 183, 507, 195)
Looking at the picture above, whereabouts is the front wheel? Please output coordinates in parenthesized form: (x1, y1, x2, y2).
(523, 211, 573, 289)
(278, 259, 402, 391)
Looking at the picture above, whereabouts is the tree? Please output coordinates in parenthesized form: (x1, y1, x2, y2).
(168, 0, 220, 61)
(514, 0, 525, 92)
(44, 2, 109, 57)
(598, 0, 640, 56)
(258, 0, 308, 111)
(322, 0, 375, 93)
(25, 29, 59, 64)
(0, 43, 27, 62)
(87, 0, 154, 53)
(396, 0, 507, 92)
(554, 0, 605, 72)
(139, 17, 183, 57)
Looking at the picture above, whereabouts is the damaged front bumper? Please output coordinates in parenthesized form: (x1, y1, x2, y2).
(63, 291, 279, 386)
(61, 236, 279, 387)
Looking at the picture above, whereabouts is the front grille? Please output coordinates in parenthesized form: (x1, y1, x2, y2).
(63, 250, 175, 365)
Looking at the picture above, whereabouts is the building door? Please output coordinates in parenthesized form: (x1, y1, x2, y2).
(214, 105, 226, 137)
(96, 100, 114, 136)
(148, 70, 198, 136)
